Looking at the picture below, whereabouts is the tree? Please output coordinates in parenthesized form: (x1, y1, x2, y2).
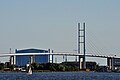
(31, 62, 39, 70)
(58, 65, 65, 71)
(0, 63, 4, 70)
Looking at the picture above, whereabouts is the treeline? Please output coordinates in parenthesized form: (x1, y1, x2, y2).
(31, 62, 79, 71)
(31, 62, 98, 71)
(0, 61, 106, 72)
(0, 62, 15, 71)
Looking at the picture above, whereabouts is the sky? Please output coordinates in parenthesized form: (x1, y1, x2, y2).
(0, 0, 120, 65)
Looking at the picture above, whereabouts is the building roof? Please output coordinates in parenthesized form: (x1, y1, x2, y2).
(15, 48, 49, 53)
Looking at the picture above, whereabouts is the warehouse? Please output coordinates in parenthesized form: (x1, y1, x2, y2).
(15, 48, 50, 66)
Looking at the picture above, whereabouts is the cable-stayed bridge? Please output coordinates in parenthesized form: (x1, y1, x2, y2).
(0, 23, 120, 71)
(0, 52, 119, 71)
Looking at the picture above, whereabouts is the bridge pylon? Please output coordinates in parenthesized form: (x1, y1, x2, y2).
(78, 23, 86, 70)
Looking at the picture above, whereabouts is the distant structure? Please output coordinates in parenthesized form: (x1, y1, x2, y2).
(15, 48, 50, 66)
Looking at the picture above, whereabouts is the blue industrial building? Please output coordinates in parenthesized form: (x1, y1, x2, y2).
(15, 48, 50, 66)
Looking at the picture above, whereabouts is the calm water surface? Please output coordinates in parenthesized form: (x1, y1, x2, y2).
(0, 72, 120, 80)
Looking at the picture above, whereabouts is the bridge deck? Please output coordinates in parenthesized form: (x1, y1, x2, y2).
(0, 53, 117, 58)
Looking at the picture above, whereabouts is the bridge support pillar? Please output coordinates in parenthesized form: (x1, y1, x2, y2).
(83, 56, 86, 69)
(52, 50, 54, 63)
(10, 56, 14, 65)
(107, 57, 114, 71)
(48, 49, 54, 63)
(79, 56, 83, 70)
(30, 56, 34, 64)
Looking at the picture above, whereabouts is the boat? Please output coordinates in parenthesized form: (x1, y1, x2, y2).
(27, 64, 32, 74)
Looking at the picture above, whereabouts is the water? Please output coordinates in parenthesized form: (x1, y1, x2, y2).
(0, 72, 120, 80)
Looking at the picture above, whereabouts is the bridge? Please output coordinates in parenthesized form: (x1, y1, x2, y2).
(0, 52, 113, 57)
(0, 52, 119, 71)
(0, 52, 117, 58)
(0, 22, 120, 71)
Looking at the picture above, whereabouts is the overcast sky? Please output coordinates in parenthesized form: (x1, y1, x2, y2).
(0, 0, 120, 64)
